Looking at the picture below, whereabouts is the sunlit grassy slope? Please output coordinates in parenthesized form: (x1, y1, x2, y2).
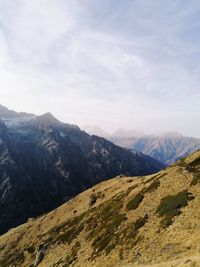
(0, 150, 200, 267)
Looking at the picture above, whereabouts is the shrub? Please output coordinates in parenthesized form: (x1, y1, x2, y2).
(91, 213, 127, 255)
(57, 223, 84, 244)
(134, 214, 149, 231)
(190, 173, 200, 185)
(0, 245, 5, 252)
(89, 194, 97, 207)
(26, 245, 35, 254)
(156, 190, 194, 228)
(65, 241, 80, 266)
(143, 180, 160, 193)
(186, 157, 200, 172)
(47, 212, 86, 245)
(126, 184, 138, 196)
(121, 214, 148, 249)
(178, 157, 187, 167)
(86, 197, 126, 257)
(0, 251, 25, 267)
(124, 214, 148, 240)
(126, 193, 144, 210)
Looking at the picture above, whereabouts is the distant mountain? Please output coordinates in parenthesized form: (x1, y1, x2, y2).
(83, 126, 143, 139)
(1, 150, 200, 267)
(111, 132, 200, 165)
(84, 125, 200, 165)
(82, 125, 111, 138)
(0, 105, 164, 234)
(0, 104, 35, 119)
(112, 128, 144, 138)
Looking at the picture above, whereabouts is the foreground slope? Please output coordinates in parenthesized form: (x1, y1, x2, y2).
(0, 150, 200, 266)
(0, 105, 164, 234)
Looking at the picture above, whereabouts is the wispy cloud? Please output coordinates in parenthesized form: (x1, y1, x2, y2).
(0, 0, 200, 136)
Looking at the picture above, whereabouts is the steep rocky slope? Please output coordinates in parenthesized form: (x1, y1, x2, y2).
(0, 105, 164, 235)
(0, 150, 200, 266)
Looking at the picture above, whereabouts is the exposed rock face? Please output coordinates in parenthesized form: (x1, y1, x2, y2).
(34, 244, 47, 266)
(0, 105, 164, 234)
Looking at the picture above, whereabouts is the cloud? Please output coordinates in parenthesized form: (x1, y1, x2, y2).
(0, 0, 199, 136)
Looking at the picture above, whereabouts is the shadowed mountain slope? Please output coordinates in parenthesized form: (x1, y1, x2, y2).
(0, 105, 164, 235)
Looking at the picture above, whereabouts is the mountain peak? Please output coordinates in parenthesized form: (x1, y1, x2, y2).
(40, 112, 57, 120)
(0, 104, 9, 113)
(0, 104, 35, 120)
(0, 104, 16, 118)
(160, 131, 183, 138)
(30, 112, 61, 127)
(112, 128, 143, 138)
(82, 125, 111, 138)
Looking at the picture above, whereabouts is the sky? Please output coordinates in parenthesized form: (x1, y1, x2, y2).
(0, 0, 200, 137)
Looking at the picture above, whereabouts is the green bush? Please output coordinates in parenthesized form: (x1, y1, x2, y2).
(190, 173, 200, 185)
(121, 214, 148, 249)
(65, 241, 80, 266)
(91, 212, 127, 255)
(89, 194, 97, 207)
(134, 214, 149, 231)
(124, 214, 148, 240)
(57, 223, 84, 244)
(0, 251, 25, 267)
(143, 180, 160, 193)
(186, 157, 200, 172)
(25, 245, 35, 254)
(126, 193, 144, 210)
(156, 190, 194, 228)
(178, 157, 187, 167)
(126, 184, 138, 196)
(47, 212, 86, 244)
(86, 197, 126, 257)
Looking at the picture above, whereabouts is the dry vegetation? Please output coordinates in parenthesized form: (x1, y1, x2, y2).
(0, 150, 200, 267)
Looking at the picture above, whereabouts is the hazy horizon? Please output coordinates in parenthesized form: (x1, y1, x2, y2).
(1, 103, 199, 139)
(0, 1, 200, 137)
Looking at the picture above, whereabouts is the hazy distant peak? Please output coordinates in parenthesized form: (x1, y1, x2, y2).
(40, 112, 57, 120)
(159, 131, 183, 138)
(0, 104, 35, 120)
(111, 130, 200, 165)
(30, 112, 61, 127)
(0, 104, 17, 117)
(82, 125, 111, 138)
(0, 104, 9, 113)
(112, 128, 143, 138)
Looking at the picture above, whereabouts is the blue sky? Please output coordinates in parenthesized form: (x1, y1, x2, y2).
(0, 0, 200, 137)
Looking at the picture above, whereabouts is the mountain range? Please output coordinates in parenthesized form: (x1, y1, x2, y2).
(0, 104, 164, 234)
(0, 149, 200, 266)
(83, 126, 200, 165)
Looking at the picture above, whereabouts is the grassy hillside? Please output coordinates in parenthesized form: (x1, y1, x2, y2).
(0, 150, 200, 267)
